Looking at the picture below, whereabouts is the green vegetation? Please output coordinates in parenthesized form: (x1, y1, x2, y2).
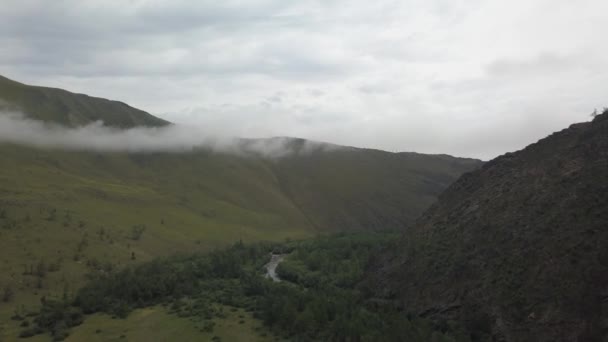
(0, 74, 482, 340)
(24, 233, 472, 341)
(0, 75, 169, 128)
(0, 141, 479, 339)
(66, 305, 272, 342)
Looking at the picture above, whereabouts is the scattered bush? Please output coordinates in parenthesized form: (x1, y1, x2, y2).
(130, 224, 147, 240)
(29, 234, 471, 341)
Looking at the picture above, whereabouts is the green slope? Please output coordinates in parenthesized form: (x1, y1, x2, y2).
(273, 146, 482, 231)
(0, 75, 169, 128)
(0, 75, 482, 340)
(0, 144, 480, 340)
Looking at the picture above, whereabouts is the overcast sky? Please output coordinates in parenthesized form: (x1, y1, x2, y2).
(1, 0, 606, 159)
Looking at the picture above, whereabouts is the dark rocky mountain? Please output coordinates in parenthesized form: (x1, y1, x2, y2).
(366, 112, 608, 341)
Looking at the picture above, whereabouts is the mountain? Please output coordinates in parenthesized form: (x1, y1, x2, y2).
(366, 112, 608, 341)
(0, 75, 169, 127)
(0, 75, 481, 338)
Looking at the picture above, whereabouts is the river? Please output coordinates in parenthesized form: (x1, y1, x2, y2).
(264, 254, 286, 282)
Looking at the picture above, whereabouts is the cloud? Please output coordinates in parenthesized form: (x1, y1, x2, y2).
(0, 111, 339, 157)
(1, 0, 607, 159)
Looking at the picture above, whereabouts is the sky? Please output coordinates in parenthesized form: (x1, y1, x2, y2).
(0, 0, 606, 159)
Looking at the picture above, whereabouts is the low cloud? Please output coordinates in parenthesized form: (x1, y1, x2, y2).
(2, 1, 607, 159)
(0, 111, 339, 158)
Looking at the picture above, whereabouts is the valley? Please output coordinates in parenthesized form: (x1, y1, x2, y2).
(1, 0, 606, 340)
(0, 76, 481, 341)
(1, 74, 606, 342)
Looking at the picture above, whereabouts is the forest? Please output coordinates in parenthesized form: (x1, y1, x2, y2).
(19, 233, 479, 341)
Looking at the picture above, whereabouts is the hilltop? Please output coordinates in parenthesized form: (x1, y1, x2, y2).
(366, 112, 608, 341)
(0, 75, 169, 128)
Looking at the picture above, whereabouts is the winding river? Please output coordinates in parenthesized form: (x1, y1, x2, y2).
(264, 254, 286, 282)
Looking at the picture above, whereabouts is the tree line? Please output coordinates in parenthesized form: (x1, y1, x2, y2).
(22, 233, 477, 341)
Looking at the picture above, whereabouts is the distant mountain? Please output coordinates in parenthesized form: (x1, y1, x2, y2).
(366, 112, 608, 341)
(0, 75, 481, 337)
(0, 74, 169, 127)
(272, 145, 482, 232)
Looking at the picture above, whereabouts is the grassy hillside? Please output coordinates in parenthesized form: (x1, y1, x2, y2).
(366, 112, 608, 341)
(0, 142, 480, 340)
(0, 75, 481, 340)
(66, 305, 273, 342)
(0, 75, 169, 128)
(273, 146, 481, 231)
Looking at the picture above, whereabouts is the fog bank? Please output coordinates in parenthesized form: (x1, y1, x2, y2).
(0, 112, 338, 157)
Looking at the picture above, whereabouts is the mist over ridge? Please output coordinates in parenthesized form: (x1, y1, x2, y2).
(0, 111, 339, 157)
